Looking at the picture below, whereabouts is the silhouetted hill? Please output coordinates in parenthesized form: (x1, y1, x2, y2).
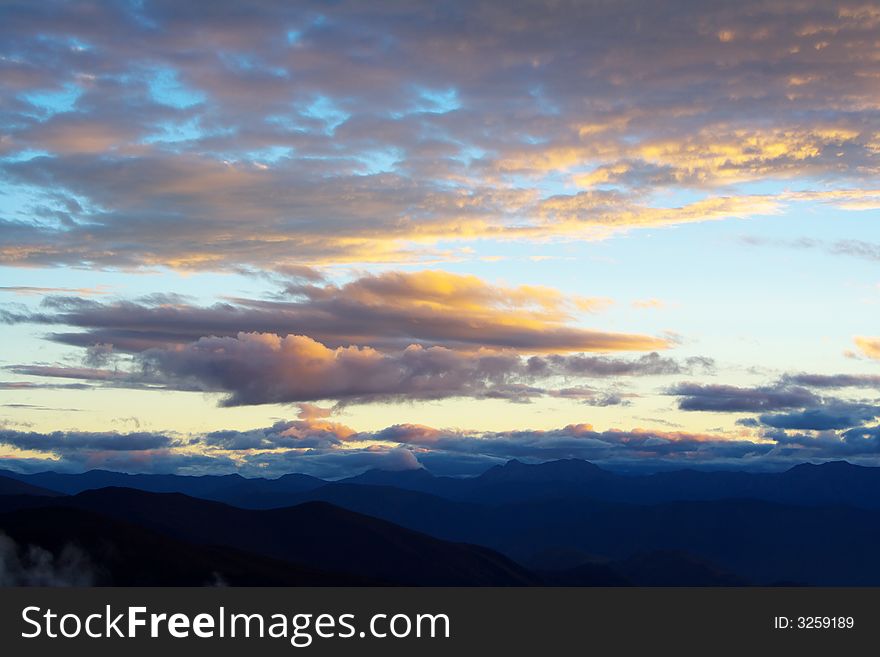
(201, 473, 328, 507)
(0, 474, 60, 498)
(0, 505, 377, 586)
(0, 488, 537, 586)
(455, 459, 880, 508)
(480, 458, 607, 484)
(280, 483, 487, 537)
(0, 469, 325, 506)
(612, 461, 880, 509)
(5, 479, 880, 584)
(539, 550, 748, 586)
(340, 467, 436, 487)
(613, 550, 749, 586)
(9, 459, 880, 510)
(475, 497, 880, 585)
(6, 460, 880, 585)
(317, 459, 880, 509)
(538, 560, 629, 586)
(274, 484, 880, 585)
(0, 469, 244, 496)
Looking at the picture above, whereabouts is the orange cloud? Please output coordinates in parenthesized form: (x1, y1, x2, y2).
(14, 269, 666, 354)
(635, 127, 862, 184)
(854, 336, 880, 359)
(632, 299, 664, 309)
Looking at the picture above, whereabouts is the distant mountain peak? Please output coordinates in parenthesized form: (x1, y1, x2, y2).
(341, 467, 436, 486)
(480, 458, 605, 483)
(787, 460, 858, 473)
(371, 466, 432, 476)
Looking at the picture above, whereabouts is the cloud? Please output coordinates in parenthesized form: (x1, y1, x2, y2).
(762, 427, 880, 457)
(0, 286, 109, 296)
(0, 381, 92, 391)
(739, 236, 880, 263)
(779, 372, 880, 389)
(670, 377, 880, 433)
(357, 420, 880, 472)
(855, 336, 880, 359)
(3, 270, 666, 353)
(141, 332, 545, 405)
(134, 332, 689, 406)
(2, 269, 700, 406)
(4, 313, 706, 407)
(5, 412, 880, 479)
(370, 424, 781, 468)
(0, 533, 96, 587)
(0, 1, 877, 270)
(203, 404, 356, 450)
(533, 352, 712, 377)
(758, 403, 879, 431)
(669, 382, 820, 412)
(8, 365, 124, 382)
(547, 387, 636, 407)
(840, 424, 880, 449)
(632, 299, 664, 309)
(236, 445, 424, 480)
(0, 429, 175, 453)
(0, 427, 228, 475)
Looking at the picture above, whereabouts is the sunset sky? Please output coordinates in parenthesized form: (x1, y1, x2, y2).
(1, 0, 879, 477)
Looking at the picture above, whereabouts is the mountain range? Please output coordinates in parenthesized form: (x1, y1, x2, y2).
(2, 459, 880, 586)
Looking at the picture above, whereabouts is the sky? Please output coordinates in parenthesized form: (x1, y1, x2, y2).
(0, 0, 879, 478)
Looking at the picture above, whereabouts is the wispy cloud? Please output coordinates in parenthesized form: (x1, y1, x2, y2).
(855, 336, 880, 359)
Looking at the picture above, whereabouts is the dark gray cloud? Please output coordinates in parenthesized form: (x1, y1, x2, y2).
(7, 365, 126, 382)
(670, 378, 880, 434)
(763, 427, 880, 456)
(758, 403, 878, 431)
(669, 382, 821, 412)
(0, 429, 237, 475)
(841, 424, 880, 448)
(0, 429, 174, 453)
(780, 372, 880, 389)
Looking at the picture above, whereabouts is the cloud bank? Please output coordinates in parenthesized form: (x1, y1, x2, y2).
(1, 0, 878, 270)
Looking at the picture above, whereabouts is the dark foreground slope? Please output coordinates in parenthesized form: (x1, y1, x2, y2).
(0, 491, 745, 587)
(3, 484, 875, 586)
(0, 489, 537, 586)
(0, 505, 375, 586)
